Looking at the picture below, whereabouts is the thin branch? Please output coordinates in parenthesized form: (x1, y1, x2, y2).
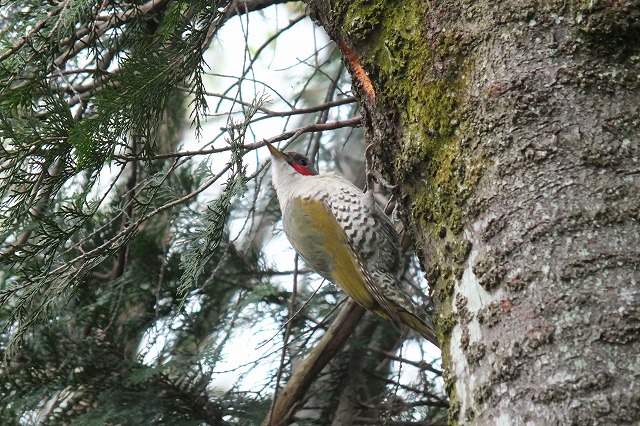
(114, 116, 362, 162)
(308, 61, 346, 161)
(367, 348, 444, 376)
(369, 372, 449, 408)
(216, 14, 306, 111)
(269, 254, 300, 425)
(0, 5, 64, 62)
(223, 0, 295, 20)
(261, 299, 366, 426)
(184, 86, 357, 121)
(256, 280, 324, 350)
(47, 159, 230, 279)
(53, 0, 171, 67)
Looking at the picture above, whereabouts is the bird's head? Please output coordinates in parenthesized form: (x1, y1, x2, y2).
(265, 141, 318, 177)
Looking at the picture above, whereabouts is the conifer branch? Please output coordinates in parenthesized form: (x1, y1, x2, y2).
(0, 5, 65, 61)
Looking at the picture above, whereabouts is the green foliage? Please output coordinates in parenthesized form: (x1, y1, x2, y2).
(179, 173, 245, 294)
(0, 2, 257, 423)
(0, 0, 224, 335)
(178, 99, 266, 296)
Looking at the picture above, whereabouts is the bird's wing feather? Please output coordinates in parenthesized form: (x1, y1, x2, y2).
(350, 246, 404, 324)
(283, 196, 376, 310)
(284, 195, 406, 324)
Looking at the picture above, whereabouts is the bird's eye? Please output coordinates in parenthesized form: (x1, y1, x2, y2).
(298, 158, 308, 166)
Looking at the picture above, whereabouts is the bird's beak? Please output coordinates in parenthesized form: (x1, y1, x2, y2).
(265, 141, 286, 160)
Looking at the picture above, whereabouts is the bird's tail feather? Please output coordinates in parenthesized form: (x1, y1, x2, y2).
(400, 311, 440, 348)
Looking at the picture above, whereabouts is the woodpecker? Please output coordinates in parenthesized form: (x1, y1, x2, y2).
(266, 141, 438, 347)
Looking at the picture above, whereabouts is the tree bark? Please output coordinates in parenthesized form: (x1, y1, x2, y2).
(306, 0, 640, 424)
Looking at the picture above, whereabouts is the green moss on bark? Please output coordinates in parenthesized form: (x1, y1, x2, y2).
(335, 1, 470, 238)
(345, 2, 470, 309)
(328, 0, 480, 419)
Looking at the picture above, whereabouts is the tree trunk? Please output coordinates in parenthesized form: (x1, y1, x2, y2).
(306, 0, 640, 424)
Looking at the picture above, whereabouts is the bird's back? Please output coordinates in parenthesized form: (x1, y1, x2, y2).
(284, 175, 401, 276)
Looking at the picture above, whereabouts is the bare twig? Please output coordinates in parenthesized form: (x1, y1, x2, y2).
(256, 280, 324, 351)
(223, 0, 293, 20)
(114, 116, 362, 162)
(367, 348, 444, 376)
(269, 254, 300, 426)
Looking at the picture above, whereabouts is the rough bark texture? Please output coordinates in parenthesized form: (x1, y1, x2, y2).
(306, 0, 640, 424)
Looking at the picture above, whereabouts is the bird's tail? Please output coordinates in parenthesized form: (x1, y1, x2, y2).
(400, 311, 440, 348)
